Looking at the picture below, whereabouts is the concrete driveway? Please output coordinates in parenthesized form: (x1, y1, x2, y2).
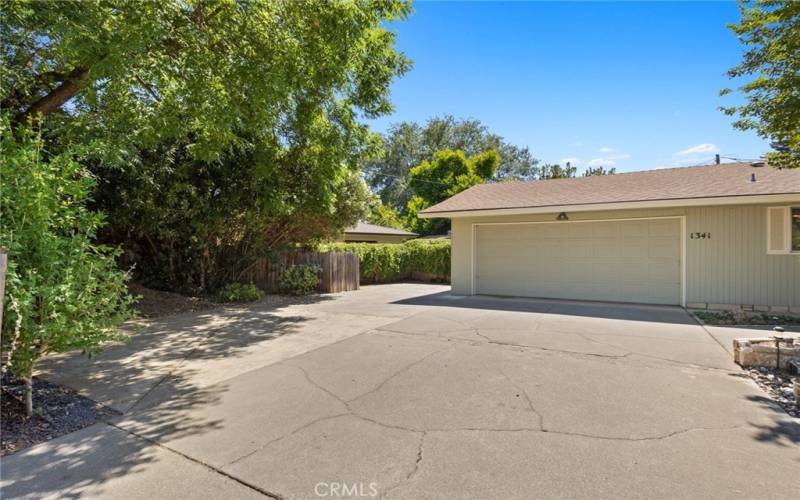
(3, 284, 798, 499)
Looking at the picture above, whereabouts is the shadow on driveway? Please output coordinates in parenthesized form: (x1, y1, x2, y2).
(393, 291, 698, 325)
(7, 295, 336, 498)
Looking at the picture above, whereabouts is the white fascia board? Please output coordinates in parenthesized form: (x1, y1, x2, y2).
(417, 193, 800, 219)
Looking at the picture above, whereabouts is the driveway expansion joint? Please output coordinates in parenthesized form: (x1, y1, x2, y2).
(106, 421, 286, 499)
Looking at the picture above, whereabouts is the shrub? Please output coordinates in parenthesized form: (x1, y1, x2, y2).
(0, 122, 134, 416)
(321, 239, 450, 283)
(278, 264, 321, 295)
(216, 282, 263, 303)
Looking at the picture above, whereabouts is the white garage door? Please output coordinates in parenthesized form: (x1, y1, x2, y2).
(474, 218, 682, 305)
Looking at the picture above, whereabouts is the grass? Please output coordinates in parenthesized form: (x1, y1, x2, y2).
(693, 310, 800, 326)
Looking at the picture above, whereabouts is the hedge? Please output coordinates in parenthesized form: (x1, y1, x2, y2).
(321, 239, 450, 283)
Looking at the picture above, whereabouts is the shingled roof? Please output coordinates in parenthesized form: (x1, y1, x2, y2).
(345, 222, 418, 236)
(419, 162, 800, 216)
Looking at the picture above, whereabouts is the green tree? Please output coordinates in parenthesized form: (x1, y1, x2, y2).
(0, 122, 133, 416)
(720, 0, 800, 168)
(1, 0, 411, 292)
(1, 0, 412, 162)
(539, 163, 577, 179)
(405, 149, 500, 234)
(95, 137, 374, 292)
(583, 166, 616, 176)
(364, 115, 539, 213)
(366, 203, 405, 230)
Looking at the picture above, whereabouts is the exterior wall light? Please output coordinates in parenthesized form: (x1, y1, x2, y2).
(557, 212, 569, 221)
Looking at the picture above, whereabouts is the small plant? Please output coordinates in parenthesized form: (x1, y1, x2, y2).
(216, 282, 263, 303)
(278, 264, 321, 295)
(694, 310, 800, 326)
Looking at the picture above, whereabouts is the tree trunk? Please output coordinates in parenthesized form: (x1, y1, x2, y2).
(23, 376, 33, 418)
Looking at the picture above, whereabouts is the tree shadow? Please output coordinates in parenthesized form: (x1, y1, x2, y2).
(4, 294, 336, 497)
(743, 394, 800, 449)
(393, 291, 698, 325)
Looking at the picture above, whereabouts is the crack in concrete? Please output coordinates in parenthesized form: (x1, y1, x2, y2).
(277, 347, 742, 443)
(378, 319, 738, 373)
(478, 329, 634, 359)
(498, 368, 544, 430)
(124, 324, 230, 414)
(347, 346, 455, 404)
(379, 431, 426, 499)
(223, 413, 350, 468)
(106, 421, 286, 499)
(537, 424, 749, 442)
(419, 424, 750, 442)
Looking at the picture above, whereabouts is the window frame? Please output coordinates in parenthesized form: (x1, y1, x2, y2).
(791, 206, 800, 253)
(767, 206, 800, 255)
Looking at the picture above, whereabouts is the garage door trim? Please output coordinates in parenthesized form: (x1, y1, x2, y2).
(470, 216, 686, 306)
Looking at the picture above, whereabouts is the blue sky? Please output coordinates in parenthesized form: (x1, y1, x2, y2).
(370, 0, 767, 173)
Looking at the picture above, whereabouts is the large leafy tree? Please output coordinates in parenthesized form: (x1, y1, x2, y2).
(364, 115, 539, 213)
(96, 137, 374, 292)
(405, 149, 500, 235)
(1, 0, 412, 161)
(2, 0, 411, 292)
(721, 0, 800, 168)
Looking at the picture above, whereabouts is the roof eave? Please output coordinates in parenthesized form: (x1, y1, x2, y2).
(417, 193, 800, 219)
(344, 231, 418, 237)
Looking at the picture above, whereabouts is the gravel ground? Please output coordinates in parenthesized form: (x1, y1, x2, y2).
(1, 375, 119, 456)
(745, 367, 799, 418)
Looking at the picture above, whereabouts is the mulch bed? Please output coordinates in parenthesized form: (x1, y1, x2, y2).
(745, 367, 799, 418)
(1, 375, 119, 456)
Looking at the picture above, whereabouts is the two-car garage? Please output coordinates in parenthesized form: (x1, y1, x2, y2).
(420, 162, 800, 310)
(473, 218, 683, 305)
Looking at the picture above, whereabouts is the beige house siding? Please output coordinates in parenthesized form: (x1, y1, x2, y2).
(450, 203, 800, 309)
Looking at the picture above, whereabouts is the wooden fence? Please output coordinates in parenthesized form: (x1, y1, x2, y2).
(240, 252, 359, 294)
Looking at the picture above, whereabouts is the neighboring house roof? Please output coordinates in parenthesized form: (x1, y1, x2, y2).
(419, 162, 800, 217)
(345, 222, 418, 237)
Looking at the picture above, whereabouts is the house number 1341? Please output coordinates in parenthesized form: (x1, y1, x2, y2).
(690, 232, 711, 239)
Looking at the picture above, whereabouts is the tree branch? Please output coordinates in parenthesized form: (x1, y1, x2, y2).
(16, 65, 90, 122)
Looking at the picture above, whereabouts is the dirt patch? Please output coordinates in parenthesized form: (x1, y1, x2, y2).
(129, 283, 219, 318)
(1, 375, 119, 456)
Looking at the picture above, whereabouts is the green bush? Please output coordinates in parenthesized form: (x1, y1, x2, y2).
(321, 239, 450, 283)
(0, 122, 134, 416)
(278, 264, 322, 295)
(216, 282, 263, 302)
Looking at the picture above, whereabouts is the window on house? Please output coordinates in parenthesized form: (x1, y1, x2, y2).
(767, 206, 800, 254)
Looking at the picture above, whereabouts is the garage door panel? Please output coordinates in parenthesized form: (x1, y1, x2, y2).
(475, 219, 681, 305)
(650, 239, 680, 259)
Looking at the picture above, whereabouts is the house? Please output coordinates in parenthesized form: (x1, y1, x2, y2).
(340, 222, 418, 244)
(418, 162, 800, 311)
